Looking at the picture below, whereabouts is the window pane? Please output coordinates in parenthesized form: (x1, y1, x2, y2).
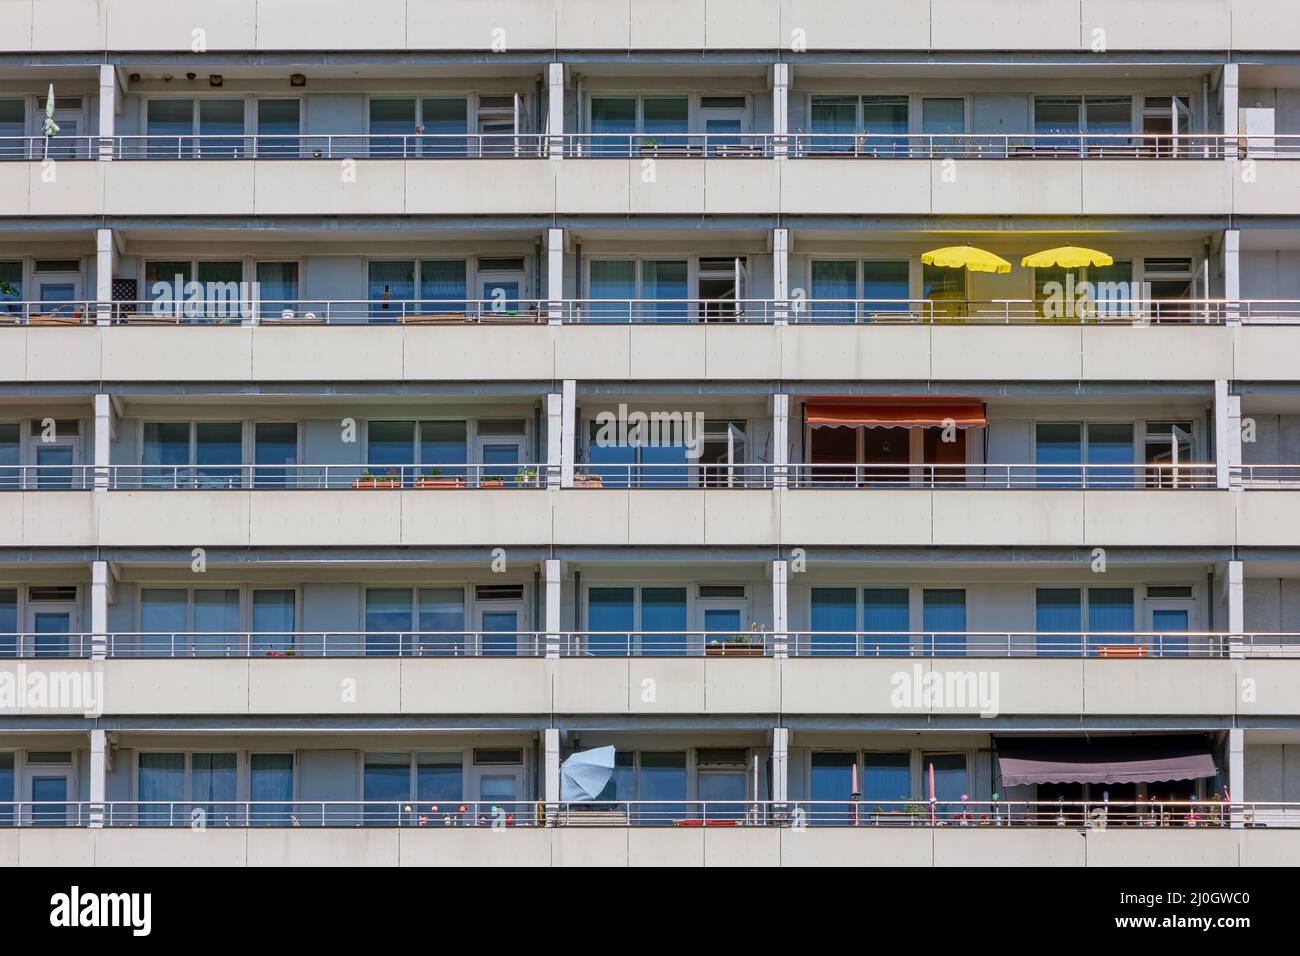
(198, 99, 244, 156)
(252, 590, 295, 654)
(923, 263, 965, 314)
(191, 753, 238, 822)
(589, 259, 636, 323)
(368, 260, 415, 319)
(138, 753, 185, 825)
(0, 751, 13, 823)
(921, 98, 964, 134)
(250, 754, 293, 825)
(862, 95, 909, 155)
(1085, 96, 1131, 136)
(192, 589, 240, 656)
(0, 422, 17, 491)
(863, 587, 909, 656)
(1088, 588, 1135, 652)
(637, 752, 686, 824)
(810, 260, 856, 322)
(1087, 422, 1135, 487)
(416, 588, 465, 655)
(0, 588, 16, 657)
(1036, 588, 1082, 656)
(419, 260, 467, 312)
(587, 587, 634, 656)
(643, 97, 688, 136)
(1035, 422, 1082, 487)
(254, 422, 297, 488)
(421, 98, 468, 154)
(862, 260, 910, 316)
(419, 421, 467, 476)
(810, 752, 855, 823)
(147, 99, 192, 137)
(140, 588, 186, 655)
(365, 588, 411, 656)
(256, 262, 298, 316)
(367, 421, 415, 469)
(1035, 96, 1081, 135)
(370, 98, 415, 132)
(809, 587, 855, 656)
(416, 752, 463, 803)
(639, 587, 687, 655)
(922, 753, 967, 816)
(195, 422, 241, 486)
(922, 589, 966, 656)
(863, 752, 911, 804)
(363, 753, 409, 823)
(809, 95, 855, 151)
(257, 99, 299, 134)
(640, 260, 688, 322)
(591, 97, 635, 133)
(0, 260, 21, 313)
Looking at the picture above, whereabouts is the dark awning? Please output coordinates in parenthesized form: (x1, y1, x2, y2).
(995, 735, 1217, 787)
(805, 398, 986, 429)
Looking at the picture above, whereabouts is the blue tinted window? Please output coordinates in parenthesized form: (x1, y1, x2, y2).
(922, 589, 966, 656)
(640, 587, 686, 655)
(1036, 587, 1082, 657)
(864, 752, 912, 803)
(863, 588, 909, 656)
(587, 587, 634, 656)
(810, 587, 856, 656)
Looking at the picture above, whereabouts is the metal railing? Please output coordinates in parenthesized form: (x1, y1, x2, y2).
(7, 132, 1300, 162)
(0, 461, 1238, 491)
(7, 630, 1291, 660)
(90, 631, 550, 658)
(1234, 464, 1300, 488)
(4, 799, 1297, 828)
(8, 297, 1299, 326)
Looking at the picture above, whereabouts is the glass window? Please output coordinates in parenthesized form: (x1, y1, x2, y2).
(139, 589, 187, 656)
(595, 751, 635, 808)
(639, 587, 687, 655)
(863, 588, 909, 656)
(191, 753, 237, 823)
(253, 422, 297, 488)
(587, 587, 634, 656)
(255, 262, 298, 317)
(1085, 96, 1132, 137)
(922, 263, 965, 318)
(0, 751, 13, 825)
(367, 421, 415, 470)
(863, 752, 912, 804)
(810, 260, 856, 322)
(363, 753, 409, 824)
(0, 260, 21, 314)
(1087, 588, 1135, 652)
(416, 587, 465, 655)
(810, 587, 855, 656)
(922, 589, 965, 656)
(0, 588, 14, 657)
(368, 260, 415, 319)
(590, 97, 636, 155)
(146, 99, 193, 157)
(142, 422, 189, 484)
(809, 95, 855, 152)
(589, 259, 636, 323)
(369, 98, 415, 156)
(0, 422, 18, 490)
(418, 421, 467, 477)
(637, 752, 686, 824)
(643, 97, 689, 138)
(922, 753, 967, 816)
(1035, 422, 1082, 486)
(1036, 588, 1082, 656)
(862, 95, 908, 155)
(640, 260, 688, 323)
(416, 752, 463, 802)
(256, 99, 299, 156)
(921, 97, 964, 156)
(252, 590, 295, 654)
(1091, 259, 1134, 316)
(250, 754, 293, 825)
(810, 752, 855, 823)
(195, 422, 241, 485)
(1086, 422, 1135, 487)
(138, 753, 185, 825)
(421, 98, 468, 155)
(0, 99, 23, 160)
(192, 589, 240, 656)
(862, 260, 910, 316)
(365, 588, 411, 656)
(198, 99, 244, 156)
(586, 420, 638, 487)
(1035, 96, 1081, 136)
(419, 260, 467, 312)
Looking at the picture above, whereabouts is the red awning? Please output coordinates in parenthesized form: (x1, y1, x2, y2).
(805, 399, 986, 429)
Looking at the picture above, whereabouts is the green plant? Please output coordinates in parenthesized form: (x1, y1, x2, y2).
(514, 466, 538, 484)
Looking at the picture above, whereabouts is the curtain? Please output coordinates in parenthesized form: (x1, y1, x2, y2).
(639, 587, 687, 656)
(1036, 588, 1082, 657)
(417, 587, 466, 655)
(811, 259, 855, 323)
(922, 589, 966, 656)
(419, 260, 467, 312)
(252, 589, 295, 654)
(589, 259, 636, 323)
(192, 588, 239, 656)
(138, 753, 185, 826)
(250, 754, 294, 825)
(365, 588, 411, 656)
(587, 587, 636, 655)
(863, 588, 909, 656)
(1088, 588, 1135, 653)
(810, 587, 856, 657)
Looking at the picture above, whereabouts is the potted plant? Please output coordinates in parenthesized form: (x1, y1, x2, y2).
(573, 471, 604, 488)
(514, 466, 538, 486)
(705, 623, 766, 657)
(415, 467, 463, 489)
(638, 136, 660, 157)
(352, 467, 402, 489)
(478, 472, 506, 488)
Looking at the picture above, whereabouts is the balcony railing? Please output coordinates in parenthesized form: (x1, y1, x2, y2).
(7, 297, 1297, 326)
(11, 630, 1299, 660)
(0, 464, 554, 490)
(6, 132, 1300, 162)
(4, 799, 1294, 828)
(1234, 464, 1300, 488)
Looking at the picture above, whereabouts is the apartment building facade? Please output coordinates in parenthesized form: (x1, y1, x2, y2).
(3, 0, 1300, 866)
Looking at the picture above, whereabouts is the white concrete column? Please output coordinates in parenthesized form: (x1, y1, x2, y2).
(543, 727, 561, 812)
(89, 729, 108, 827)
(547, 62, 565, 160)
(95, 228, 114, 325)
(546, 392, 563, 487)
(771, 727, 789, 804)
(97, 64, 118, 161)
(93, 393, 114, 490)
(1222, 63, 1239, 159)
(772, 559, 789, 658)
(544, 558, 562, 659)
(560, 380, 576, 488)
(1214, 379, 1241, 489)
(771, 62, 789, 159)
(1223, 229, 1241, 323)
(1227, 559, 1245, 659)
(91, 560, 110, 660)
(772, 393, 789, 488)
(1228, 727, 1244, 827)
(546, 227, 564, 324)
(772, 227, 789, 324)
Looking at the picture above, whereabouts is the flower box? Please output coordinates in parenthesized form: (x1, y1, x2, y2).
(414, 478, 464, 489)
(705, 643, 765, 658)
(352, 479, 402, 489)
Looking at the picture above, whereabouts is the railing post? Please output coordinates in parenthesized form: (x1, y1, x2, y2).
(772, 227, 790, 325)
(772, 559, 788, 659)
(542, 728, 560, 826)
(1222, 63, 1240, 162)
(98, 64, 118, 162)
(772, 393, 789, 489)
(548, 62, 565, 160)
(544, 558, 562, 660)
(1223, 229, 1241, 326)
(772, 62, 789, 160)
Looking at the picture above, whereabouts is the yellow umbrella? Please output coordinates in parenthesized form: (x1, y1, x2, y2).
(1020, 246, 1113, 269)
(920, 246, 1012, 275)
